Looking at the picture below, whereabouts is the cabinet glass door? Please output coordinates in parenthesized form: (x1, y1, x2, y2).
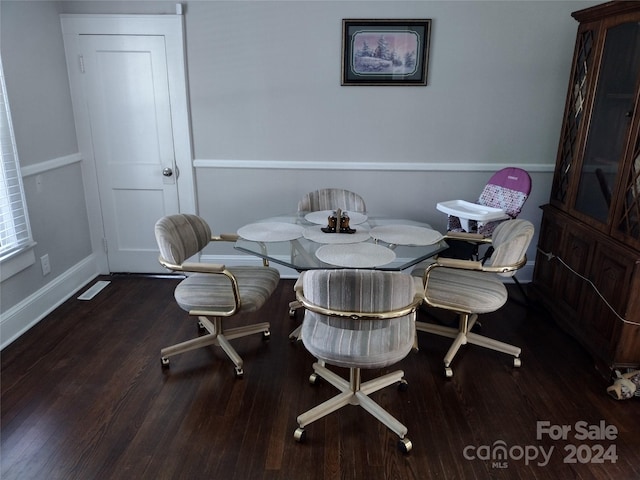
(574, 21, 640, 223)
(552, 28, 594, 206)
(617, 137, 640, 241)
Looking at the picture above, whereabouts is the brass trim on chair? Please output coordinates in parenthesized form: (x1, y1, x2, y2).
(295, 289, 422, 321)
(421, 255, 527, 288)
(158, 255, 243, 315)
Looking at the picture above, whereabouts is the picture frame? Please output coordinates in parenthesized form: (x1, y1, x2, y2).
(341, 19, 431, 86)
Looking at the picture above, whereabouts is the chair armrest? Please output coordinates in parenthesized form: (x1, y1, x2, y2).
(213, 233, 240, 242)
(479, 255, 527, 274)
(444, 231, 491, 243)
(420, 255, 527, 286)
(419, 257, 485, 290)
(181, 261, 228, 273)
(433, 257, 484, 270)
(158, 257, 242, 314)
(159, 256, 227, 273)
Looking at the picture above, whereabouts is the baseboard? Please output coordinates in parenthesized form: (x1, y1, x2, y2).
(0, 254, 99, 350)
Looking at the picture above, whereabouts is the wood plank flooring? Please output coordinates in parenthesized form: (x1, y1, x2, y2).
(2, 275, 639, 479)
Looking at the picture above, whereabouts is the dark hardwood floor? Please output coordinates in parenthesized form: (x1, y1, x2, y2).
(2, 275, 639, 479)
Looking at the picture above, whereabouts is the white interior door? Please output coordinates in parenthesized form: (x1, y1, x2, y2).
(80, 34, 179, 273)
(62, 14, 195, 274)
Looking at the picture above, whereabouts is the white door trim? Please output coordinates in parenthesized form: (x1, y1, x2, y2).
(61, 14, 196, 274)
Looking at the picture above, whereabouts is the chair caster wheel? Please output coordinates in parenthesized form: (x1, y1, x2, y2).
(235, 366, 244, 378)
(445, 367, 453, 378)
(294, 428, 306, 442)
(398, 379, 409, 392)
(263, 330, 271, 340)
(161, 357, 170, 368)
(309, 373, 319, 385)
(289, 309, 296, 318)
(514, 357, 521, 368)
(398, 437, 412, 453)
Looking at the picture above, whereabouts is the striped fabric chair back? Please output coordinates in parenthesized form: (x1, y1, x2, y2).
(154, 214, 211, 265)
(297, 189, 366, 213)
(300, 269, 417, 369)
(486, 219, 535, 277)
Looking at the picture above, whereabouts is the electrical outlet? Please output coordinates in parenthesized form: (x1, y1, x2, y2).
(40, 254, 51, 276)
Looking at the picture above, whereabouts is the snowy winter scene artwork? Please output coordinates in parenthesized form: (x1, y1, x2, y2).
(342, 19, 431, 85)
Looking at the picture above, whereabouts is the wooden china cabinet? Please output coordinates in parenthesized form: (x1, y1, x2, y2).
(532, 1, 640, 377)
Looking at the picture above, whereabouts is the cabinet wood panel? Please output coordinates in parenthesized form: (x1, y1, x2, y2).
(533, 2, 640, 376)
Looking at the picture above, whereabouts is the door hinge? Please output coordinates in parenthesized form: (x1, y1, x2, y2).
(79, 54, 85, 74)
(103, 238, 108, 253)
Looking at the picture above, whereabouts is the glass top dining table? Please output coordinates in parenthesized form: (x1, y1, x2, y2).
(234, 211, 449, 271)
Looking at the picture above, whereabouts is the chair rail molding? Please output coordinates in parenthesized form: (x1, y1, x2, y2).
(193, 159, 555, 173)
(20, 153, 82, 177)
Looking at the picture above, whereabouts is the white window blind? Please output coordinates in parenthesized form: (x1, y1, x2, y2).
(0, 57, 32, 259)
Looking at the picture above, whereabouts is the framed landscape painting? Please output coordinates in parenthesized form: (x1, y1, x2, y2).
(341, 19, 431, 86)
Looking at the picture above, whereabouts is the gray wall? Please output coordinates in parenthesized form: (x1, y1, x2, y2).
(187, 1, 574, 164)
(183, 0, 594, 258)
(1, 0, 599, 347)
(1, 0, 92, 320)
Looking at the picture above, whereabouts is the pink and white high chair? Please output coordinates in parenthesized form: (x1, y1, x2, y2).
(438, 167, 532, 238)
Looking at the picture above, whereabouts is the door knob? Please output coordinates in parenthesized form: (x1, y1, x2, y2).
(162, 167, 173, 177)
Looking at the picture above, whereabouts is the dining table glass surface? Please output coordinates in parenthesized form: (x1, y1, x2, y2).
(234, 212, 449, 271)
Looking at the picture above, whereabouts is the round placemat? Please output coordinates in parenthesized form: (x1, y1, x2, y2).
(315, 243, 396, 268)
(237, 222, 304, 242)
(369, 225, 443, 246)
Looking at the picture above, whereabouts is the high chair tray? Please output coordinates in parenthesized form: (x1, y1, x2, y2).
(436, 200, 509, 222)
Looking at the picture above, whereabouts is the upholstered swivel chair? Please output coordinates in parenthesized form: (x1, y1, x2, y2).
(155, 214, 280, 377)
(288, 188, 367, 334)
(293, 269, 423, 453)
(412, 219, 534, 378)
